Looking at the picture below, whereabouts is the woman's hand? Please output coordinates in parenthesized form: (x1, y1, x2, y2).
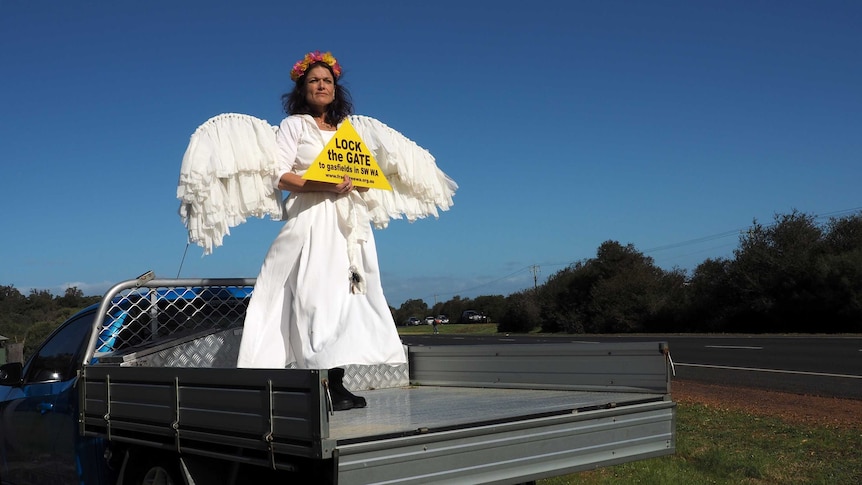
(278, 173, 366, 193)
(333, 175, 368, 193)
(333, 175, 354, 194)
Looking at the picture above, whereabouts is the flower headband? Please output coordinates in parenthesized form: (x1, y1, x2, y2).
(290, 51, 342, 82)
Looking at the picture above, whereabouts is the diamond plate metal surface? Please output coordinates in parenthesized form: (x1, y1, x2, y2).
(131, 328, 243, 368)
(283, 349, 410, 390)
(343, 351, 409, 391)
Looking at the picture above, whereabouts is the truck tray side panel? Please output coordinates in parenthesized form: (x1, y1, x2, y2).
(408, 343, 671, 394)
(82, 366, 334, 464)
(336, 401, 675, 485)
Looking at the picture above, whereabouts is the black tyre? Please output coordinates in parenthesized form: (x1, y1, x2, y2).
(124, 452, 183, 485)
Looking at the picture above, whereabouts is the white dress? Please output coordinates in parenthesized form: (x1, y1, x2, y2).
(236, 114, 407, 369)
(178, 112, 457, 369)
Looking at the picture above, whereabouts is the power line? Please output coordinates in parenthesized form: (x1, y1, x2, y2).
(645, 206, 862, 256)
(814, 206, 862, 219)
(643, 229, 744, 253)
(420, 205, 862, 301)
(420, 265, 534, 301)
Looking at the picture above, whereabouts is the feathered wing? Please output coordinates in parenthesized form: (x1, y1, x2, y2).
(177, 113, 282, 255)
(349, 115, 458, 228)
(176, 113, 457, 255)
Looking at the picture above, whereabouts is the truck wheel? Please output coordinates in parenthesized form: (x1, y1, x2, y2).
(125, 453, 182, 485)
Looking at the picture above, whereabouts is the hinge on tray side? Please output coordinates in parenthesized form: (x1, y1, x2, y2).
(659, 342, 676, 377)
(172, 376, 181, 452)
(323, 376, 334, 417)
(103, 374, 112, 441)
(264, 379, 276, 470)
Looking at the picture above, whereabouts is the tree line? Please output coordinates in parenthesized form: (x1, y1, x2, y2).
(496, 210, 862, 334)
(4, 210, 860, 363)
(0, 287, 100, 359)
(394, 210, 862, 335)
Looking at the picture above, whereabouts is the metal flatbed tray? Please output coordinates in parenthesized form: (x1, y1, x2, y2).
(330, 385, 665, 443)
(328, 382, 674, 485)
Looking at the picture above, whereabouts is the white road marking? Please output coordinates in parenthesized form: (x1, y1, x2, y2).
(676, 362, 862, 379)
(571, 341, 601, 344)
(704, 345, 763, 350)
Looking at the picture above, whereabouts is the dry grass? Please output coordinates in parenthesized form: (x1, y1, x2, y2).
(673, 379, 862, 429)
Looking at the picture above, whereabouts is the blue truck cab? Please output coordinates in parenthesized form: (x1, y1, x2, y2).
(0, 283, 253, 485)
(0, 304, 117, 484)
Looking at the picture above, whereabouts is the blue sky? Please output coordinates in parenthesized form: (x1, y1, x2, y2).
(2, 0, 860, 308)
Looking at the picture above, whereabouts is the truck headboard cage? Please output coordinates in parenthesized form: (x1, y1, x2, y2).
(89, 278, 256, 360)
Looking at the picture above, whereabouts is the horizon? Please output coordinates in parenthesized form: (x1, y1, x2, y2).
(2, 0, 860, 308)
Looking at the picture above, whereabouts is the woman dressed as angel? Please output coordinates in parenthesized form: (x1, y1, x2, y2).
(235, 51, 453, 411)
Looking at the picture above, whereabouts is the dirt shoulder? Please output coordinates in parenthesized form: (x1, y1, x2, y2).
(673, 379, 862, 429)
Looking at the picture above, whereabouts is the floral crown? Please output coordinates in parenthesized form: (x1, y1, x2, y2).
(290, 50, 342, 82)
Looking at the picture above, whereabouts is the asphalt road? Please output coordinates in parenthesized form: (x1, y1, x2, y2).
(401, 333, 862, 400)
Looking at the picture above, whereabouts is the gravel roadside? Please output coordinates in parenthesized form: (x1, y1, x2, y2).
(673, 379, 862, 429)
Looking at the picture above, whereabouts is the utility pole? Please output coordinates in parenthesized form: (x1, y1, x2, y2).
(530, 265, 540, 292)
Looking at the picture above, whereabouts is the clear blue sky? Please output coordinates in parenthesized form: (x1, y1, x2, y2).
(2, 0, 860, 308)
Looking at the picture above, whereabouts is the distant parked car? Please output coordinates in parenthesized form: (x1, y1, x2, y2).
(459, 310, 488, 324)
(403, 317, 421, 326)
(437, 315, 449, 324)
(425, 316, 436, 325)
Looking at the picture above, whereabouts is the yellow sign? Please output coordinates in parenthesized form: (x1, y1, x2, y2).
(302, 118, 392, 190)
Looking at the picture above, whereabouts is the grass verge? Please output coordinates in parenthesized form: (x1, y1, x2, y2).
(539, 402, 862, 485)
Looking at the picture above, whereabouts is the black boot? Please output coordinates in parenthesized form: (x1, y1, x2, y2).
(329, 392, 354, 412)
(329, 368, 367, 409)
(325, 368, 352, 411)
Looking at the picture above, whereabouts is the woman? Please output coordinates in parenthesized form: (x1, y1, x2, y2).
(236, 51, 406, 411)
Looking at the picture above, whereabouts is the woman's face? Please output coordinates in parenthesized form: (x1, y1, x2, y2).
(304, 65, 335, 112)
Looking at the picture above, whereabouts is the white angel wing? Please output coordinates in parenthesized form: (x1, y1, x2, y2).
(349, 115, 458, 229)
(177, 113, 457, 255)
(177, 113, 281, 255)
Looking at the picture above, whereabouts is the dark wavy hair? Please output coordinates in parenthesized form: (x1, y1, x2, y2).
(282, 62, 354, 126)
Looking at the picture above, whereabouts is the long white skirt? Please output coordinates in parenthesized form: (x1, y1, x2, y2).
(236, 192, 407, 369)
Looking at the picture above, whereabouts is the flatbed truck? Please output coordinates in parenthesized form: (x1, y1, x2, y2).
(0, 276, 675, 484)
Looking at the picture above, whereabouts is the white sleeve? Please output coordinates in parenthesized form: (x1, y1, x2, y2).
(275, 116, 303, 187)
